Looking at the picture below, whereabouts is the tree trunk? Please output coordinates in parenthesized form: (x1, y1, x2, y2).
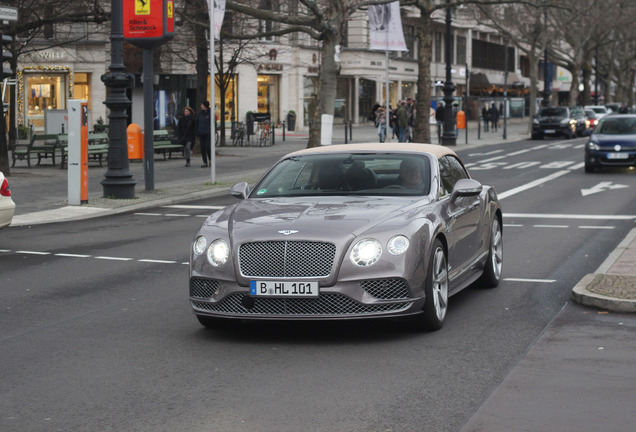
(413, 12, 432, 144)
(307, 29, 342, 148)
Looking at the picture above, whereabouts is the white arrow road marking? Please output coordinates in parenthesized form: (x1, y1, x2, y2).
(581, 182, 629, 196)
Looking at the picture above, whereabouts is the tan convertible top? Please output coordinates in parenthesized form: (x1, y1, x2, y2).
(286, 143, 459, 159)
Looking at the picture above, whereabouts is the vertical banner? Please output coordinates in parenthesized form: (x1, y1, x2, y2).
(210, 0, 227, 40)
(368, 2, 407, 51)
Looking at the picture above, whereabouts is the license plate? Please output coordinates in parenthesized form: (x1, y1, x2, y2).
(250, 280, 319, 297)
(544, 129, 555, 134)
(607, 152, 629, 159)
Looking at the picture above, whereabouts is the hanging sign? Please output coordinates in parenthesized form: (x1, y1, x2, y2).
(123, 0, 174, 48)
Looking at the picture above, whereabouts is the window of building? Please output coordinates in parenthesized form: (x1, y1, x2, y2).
(435, 32, 442, 63)
(24, 73, 67, 132)
(403, 25, 415, 60)
(457, 36, 466, 65)
(259, 0, 274, 41)
(215, 74, 238, 123)
(73, 73, 91, 115)
(257, 74, 280, 121)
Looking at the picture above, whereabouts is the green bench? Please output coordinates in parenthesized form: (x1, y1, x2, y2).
(153, 129, 183, 160)
(58, 133, 110, 168)
(11, 134, 60, 167)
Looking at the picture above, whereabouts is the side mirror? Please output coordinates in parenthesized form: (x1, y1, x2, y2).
(451, 178, 483, 201)
(230, 182, 250, 199)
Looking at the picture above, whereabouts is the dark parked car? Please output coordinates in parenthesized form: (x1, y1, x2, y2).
(532, 106, 587, 139)
(189, 143, 503, 331)
(585, 114, 636, 173)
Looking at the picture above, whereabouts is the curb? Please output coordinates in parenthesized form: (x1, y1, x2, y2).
(571, 274, 636, 313)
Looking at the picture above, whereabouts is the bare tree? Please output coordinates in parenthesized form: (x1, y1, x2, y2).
(0, 0, 108, 175)
(225, 0, 397, 148)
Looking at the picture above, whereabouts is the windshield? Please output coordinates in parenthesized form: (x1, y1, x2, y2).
(251, 153, 431, 198)
(539, 107, 568, 117)
(596, 117, 636, 135)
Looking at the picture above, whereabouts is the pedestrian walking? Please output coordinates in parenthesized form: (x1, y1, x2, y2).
(490, 104, 499, 132)
(436, 102, 445, 139)
(375, 106, 387, 143)
(397, 101, 408, 142)
(178, 106, 196, 167)
(197, 101, 212, 168)
(482, 105, 490, 132)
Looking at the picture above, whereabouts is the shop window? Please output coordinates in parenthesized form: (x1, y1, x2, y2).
(25, 73, 67, 132)
(74, 73, 91, 118)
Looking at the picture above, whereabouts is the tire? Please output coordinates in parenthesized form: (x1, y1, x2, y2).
(414, 239, 449, 331)
(584, 161, 595, 173)
(476, 217, 503, 288)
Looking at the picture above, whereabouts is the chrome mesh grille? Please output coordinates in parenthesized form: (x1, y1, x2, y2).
(192, 294, 412, 316)
(190, 278, 221, 299)
(239, 241, 336, 278)
(361, 279, 410, 300)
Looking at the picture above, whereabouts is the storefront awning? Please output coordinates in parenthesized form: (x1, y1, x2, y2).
(470, 72, 490, 88)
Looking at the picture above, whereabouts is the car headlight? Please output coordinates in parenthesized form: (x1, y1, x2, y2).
(387, 235, 409, 255)
(533, 118, 539, 125)
(193, 236, 207, 255)
(587, 141, 600, 151)
(207, 239, 230, 266)
(560, 118, 569, 125)
(350, 239, 382, 267)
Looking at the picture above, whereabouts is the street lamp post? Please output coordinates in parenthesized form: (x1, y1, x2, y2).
(442, 1, 456, 146)
(542, 7, 550, 107)
(503, 37, 508, 140)
(101, 0, 136, 199)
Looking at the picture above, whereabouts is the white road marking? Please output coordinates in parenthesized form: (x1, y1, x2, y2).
(533, 224, 569, 228)
(164, 214, 190, 217)
(503, 224, 524, 227)
(134, 213, 162, 216)
(504, 278, 556, 283)
(95, 256, 134, 261)
(497, 170, 570, 199)
(505, 213, 636, 220)
(581, 182, 629, 197)
(16, 251, 50, 255)
(579, 226, 615, 230)
(162, 205, 224, 210)
(55, 253, 91, 258)
(138, 259, 177, 264)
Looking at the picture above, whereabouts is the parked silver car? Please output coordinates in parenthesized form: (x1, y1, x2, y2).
(189, 143, 503, 331)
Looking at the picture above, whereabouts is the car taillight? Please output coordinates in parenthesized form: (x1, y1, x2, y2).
(1, 178, 11, 197)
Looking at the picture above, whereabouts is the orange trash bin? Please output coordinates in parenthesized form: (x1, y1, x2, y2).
(456, 110, 466, 129)
(127, 123, 144, 160)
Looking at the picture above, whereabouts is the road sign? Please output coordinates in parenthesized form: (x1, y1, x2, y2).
(0, 6, 18, 22)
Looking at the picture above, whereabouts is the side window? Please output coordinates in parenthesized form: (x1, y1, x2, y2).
(438, 155, 469, 196)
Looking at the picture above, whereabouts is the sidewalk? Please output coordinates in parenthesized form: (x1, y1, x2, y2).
(5, 118, 636, 431)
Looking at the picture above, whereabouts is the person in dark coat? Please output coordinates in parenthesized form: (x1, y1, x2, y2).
(490, 104, 500, 132)
(481, 105, 490, 131)
(178, 106, 196, 167)
(196, 101, 212, 168)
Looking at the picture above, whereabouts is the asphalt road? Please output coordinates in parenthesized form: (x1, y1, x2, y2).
(1, 136, 635, 431)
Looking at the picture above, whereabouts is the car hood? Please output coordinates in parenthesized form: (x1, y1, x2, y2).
(209, 196, 430, 243)
(536, 115, 566, 122)
(593, 134, 636, 147)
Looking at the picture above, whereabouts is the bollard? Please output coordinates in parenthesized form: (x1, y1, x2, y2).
(344, 121, 348, 144)
(349, 120, 353, 141)
(271, 122, 276, 146)
(282, 120, 286, 141)
(478, 115, 481, 140)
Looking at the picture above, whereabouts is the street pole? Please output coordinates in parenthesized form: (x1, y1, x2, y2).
(503, 38, 508, 140)
(101, 0, 136, 199)
(208, 0, 216, 184)
(542, 7, 550, 107)
(143, 48, 154, 191)
(594, 47, 599, 105)
(442, 0, 456, 146)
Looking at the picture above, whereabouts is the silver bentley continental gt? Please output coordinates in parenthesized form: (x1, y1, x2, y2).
(190, 143, 503, 331)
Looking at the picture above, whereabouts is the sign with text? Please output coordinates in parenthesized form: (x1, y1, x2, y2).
(123, 0, 174, 48)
